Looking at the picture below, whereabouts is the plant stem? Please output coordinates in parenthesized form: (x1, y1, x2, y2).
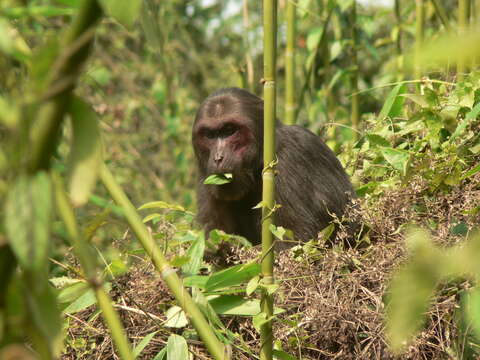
(458, 0, 468, 80)
(395, 0, 404, 80)
(261, 0, 277, 359)
(414, 0, 424, 80)
(52, 172, 135, 360)
(243, 0, 255, 91)
(28, 0, 102, 173)
(285, 0, 296, 125)
(99, 164, 229, 360)
(349, 0, 359, 137)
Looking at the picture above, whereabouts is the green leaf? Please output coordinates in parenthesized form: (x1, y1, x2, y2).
(380, 147, 410, 175)
(378, 84, 407, 120)
(451, 102, 480, 141)
(273, 349, 299, 360)
(246, 275, 260, 296)
(401, 94, 430, 108)
(26, 280, 63, 357)
(56, 280, 89, 303)
(252, 312, 270, 332)
(133, 331, 158, 358)
(152, 347, 167, 360)
(270, 225, 286, 240)
(207, 295, 283, 316)
(98, 0, 142, 29)
(203, 173, 233, 185)
(182, 232, 205, 276)
(166, 334, 188, 360)
(0, 19, 31, 62)
(68, 97, 102, 206)
(5, 173, 52, 271)
(450, 222, 469, 236)
(165, 306, 188, 328)
(63, 283, 112, 314)
(461, 164, 480, 180)
(139, 200, 186, 212)
(205, 262, 261, 292)
(366, 134, 390, 147)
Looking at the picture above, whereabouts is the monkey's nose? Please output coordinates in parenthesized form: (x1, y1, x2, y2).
(214, 154, 224, 164)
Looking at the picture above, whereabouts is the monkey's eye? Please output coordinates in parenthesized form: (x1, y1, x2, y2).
(220, 124, 237, 137)
(203, 129, 217, 139)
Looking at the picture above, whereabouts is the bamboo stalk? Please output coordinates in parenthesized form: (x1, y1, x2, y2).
(52, 172, 134, 360)
(99, 165, 229, 360)
(414, 0, 425, 80)
(458, 0, 468, 80)
(350, 0, 359, 136)
(261, 0, 277, 359)
(285, 0, 296, 125)
(243, 0, 255, 91)
(395, 0, 403, 80)
(28, 0, 102, 173)
(430, 0, 452, 31)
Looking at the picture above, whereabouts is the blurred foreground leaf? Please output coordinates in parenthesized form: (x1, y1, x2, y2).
(99, 0, 142, 29)
(68, 97, 102, 206)
(4, 173, 52, 271)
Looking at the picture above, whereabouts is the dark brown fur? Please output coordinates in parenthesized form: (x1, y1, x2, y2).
(193, 88, 355, 248)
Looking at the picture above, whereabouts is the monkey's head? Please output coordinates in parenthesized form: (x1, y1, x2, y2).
(193, 88, 264, 201)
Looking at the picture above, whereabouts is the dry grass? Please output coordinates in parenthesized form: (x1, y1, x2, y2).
(62, 172, 480, 359)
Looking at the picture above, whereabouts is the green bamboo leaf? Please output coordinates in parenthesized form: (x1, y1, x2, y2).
(152, 348, 167, 360)
(56, 280, 89, 303)
(205, 262, 261, 291)
(68, 97, 102, 206)
(380, 147, 410, 175)
(378, 84, 407, 120)
(461, 164, 480, 180)
(133, 331, 158, 358)
(366, 134, 390, 147)
(203, 173, 233, 185)
(98, 0, 142, 29)
(166, 334, 188, 360)
(181, 232, 205, 276)
(63, 283, 112, 314)
(4, 173, 52, 271)
(138, 200, 186, 212)
(208, 295, 285, 317)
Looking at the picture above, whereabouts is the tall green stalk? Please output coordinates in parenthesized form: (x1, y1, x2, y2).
(261, 0, 277, 359)
(431, 0, 452, 31)
(243, 0, 255, 91)
(285, 0, 296, 125)
(414, 0, 425, 80)
(395, 0, 404, 80)
(349, 0, 359, 136)
(99, 165, 229, 360)
(458, 0, 468, 80)
(52, 173, 134, 360)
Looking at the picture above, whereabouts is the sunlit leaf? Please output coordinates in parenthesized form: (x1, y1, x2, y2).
(139, 200, 186, 212)
(68, 97, 102, 206)
(273, 349, 298, 360)
(165, 306, 188, 328)
(99, 0, 142, 29)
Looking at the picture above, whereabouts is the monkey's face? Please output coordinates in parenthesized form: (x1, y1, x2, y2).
(192, 116, 260, 201)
